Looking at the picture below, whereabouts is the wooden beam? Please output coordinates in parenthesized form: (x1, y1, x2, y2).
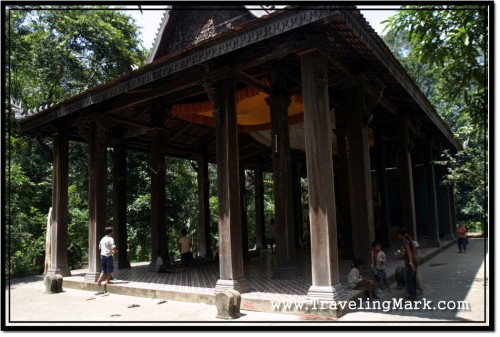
(232, 69, 275, 96)
(235, 39, 311, 72)
(102, 73, 203, 115)
(166, 124, 193, 144)
(333, 74, 399, 115)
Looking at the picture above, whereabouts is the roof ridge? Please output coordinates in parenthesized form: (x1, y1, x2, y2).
(147, 9, 171, 64)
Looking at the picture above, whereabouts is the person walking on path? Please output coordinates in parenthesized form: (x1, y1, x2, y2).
(456, 222, 468, 253)
(96, 227, 118, 287)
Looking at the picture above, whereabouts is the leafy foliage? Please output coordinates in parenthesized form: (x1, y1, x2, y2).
(384, 6, 487, 127)
(8, 6, 147, 110)
(383, 6, 488, 231)
(6, 6, 148, 277)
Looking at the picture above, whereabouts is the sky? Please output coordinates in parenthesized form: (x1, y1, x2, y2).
(126, 6, 398, 52)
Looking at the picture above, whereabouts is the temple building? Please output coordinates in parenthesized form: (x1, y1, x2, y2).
(16, 5, 458, 302)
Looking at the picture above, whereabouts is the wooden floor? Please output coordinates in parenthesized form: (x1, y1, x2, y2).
(63, 244, 446, 303)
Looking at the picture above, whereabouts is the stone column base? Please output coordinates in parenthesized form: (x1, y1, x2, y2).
(307, 283, 348, 302)
(84, 271, 100, 283)
(215, 278, 250, 294)
(46, 267, 71, 277)
(44, 273, 63, 293)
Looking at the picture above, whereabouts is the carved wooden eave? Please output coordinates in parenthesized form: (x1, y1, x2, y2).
(336, 10, 460, 150)
(17, 7, 343, 133)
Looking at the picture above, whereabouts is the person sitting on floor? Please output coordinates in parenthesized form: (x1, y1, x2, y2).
(156, 249, 183, 273)
(156, 249, 171, 273)
(348, 258, 379, 299)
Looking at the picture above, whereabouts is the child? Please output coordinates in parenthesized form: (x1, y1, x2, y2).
(155, 249, 171, 273)
(156, 249, 184, 273)
(348, 258, 379, 299)
(371, 241, 391, 293)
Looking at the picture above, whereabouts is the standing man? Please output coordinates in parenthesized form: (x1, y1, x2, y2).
(97, 227, 118, 287)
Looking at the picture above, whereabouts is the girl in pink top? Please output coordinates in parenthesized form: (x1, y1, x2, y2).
(456, 223, 468, 253)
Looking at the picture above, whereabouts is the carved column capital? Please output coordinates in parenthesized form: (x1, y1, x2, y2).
(264, 94, 292, 108)
(202, 71, 234, 127)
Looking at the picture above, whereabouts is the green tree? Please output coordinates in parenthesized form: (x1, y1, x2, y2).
(383, 6, 488, 231)
(384, 6, 487, 128)
(6, 6, 148, 277)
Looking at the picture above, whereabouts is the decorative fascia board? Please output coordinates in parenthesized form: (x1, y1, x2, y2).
(19, 7, 341, 133)
(338, 10, 460, 150)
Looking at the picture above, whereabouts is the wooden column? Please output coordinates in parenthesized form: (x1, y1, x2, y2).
(150, 102, 167, 262)
(113, 141, 131, 269)
(449, 183, 457, 232)
(85, 119, 108, 282)
(240, 164, 249, 254)
(423, 139, 440, 247)
(396, 117, 417, 239)
(436, 165, 455, 239)
(266, 62, 299, 279)
(300, 50, 345, 300)
(342, 82, 375, 263)
(196, 153, 211, 258)
(47, 127, 71, 277)
(374, 129, 391, 248)
(209, 76, 249, 293)
(150, 129, 166, 262)
(254, 164, 265, 249)
(334, 124, 354, 259)
(292, 160, 304, 249)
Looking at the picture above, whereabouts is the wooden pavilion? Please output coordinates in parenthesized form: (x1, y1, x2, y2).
(16, 5, 459, 301)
